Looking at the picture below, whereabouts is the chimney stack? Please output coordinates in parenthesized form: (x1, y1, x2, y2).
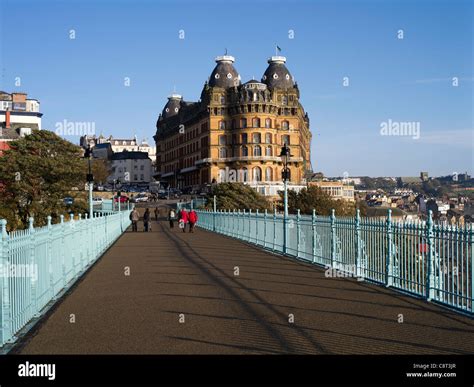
(5, 110, 11, 129)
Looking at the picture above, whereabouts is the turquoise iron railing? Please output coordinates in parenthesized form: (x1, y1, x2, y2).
(0, 209, 132, 349)
(196, 208, 474, 315)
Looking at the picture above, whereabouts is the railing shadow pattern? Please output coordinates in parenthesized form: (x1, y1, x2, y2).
(196, 208, 473, 316)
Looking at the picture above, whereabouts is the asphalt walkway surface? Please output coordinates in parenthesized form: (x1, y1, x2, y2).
(15, 213, 474, 354)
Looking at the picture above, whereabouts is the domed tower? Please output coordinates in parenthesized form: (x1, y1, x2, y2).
(208, 55, 241, 88)
(161, 93, 183, 119)
(261, 56, 295, 90)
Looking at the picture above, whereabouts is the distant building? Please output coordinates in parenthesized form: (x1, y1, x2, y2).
(80, 134, 156, 163)
(0, 91, 42, 155)
(399, 176, 422, 185)
(92, 143, 113, 160)
(109, 151, 153, 187)
(309, 181, 355, 202)
(420, 171, 429, 181)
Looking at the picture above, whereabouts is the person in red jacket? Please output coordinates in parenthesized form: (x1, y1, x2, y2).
(178, 209, 189, 233)
(188, 210, 198, 233)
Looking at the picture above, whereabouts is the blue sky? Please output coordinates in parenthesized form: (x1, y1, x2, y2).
(0, 0, 472, 177)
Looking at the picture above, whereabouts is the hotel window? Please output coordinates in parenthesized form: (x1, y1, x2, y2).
(252, 133, 261, 143)
(219, 148, 227, 158)
(265, 146, 272, 156)
(252, 118, 260, 128)
(241, 118, 247, 128)
(220, 96, 225, 104)
(241, 133, 248, 144)
(231, 119, 236, 129)
(282, 96, 288, 105)
(281, 120, 289, 130)
(219, 120, 226, 130)
(265, 167, 273, 181)
(282, 135, 290, 145)
(253, 145, 262, 156)
(253, 167, 262, 182)
(253, 92, 258, 102)
(265, 118, 272, 128)
(265, 133, 272, 144)
(241, 146, 248, 157)
(219, 135, 227, 145)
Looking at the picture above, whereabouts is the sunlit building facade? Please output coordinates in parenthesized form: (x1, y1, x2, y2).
(154, 54, 312, 195)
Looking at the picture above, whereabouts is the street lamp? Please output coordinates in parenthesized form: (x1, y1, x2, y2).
(84, 144, 94, 219)
(279, 144, 292, 254)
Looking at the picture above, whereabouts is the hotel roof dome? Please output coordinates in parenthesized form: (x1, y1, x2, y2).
(261, 56, 295, 90)
(208, 55, 241, 88)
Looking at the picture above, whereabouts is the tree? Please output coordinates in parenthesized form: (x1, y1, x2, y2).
(0, 130, 86, 230)
(278, 185, 356, 216)
(206, 183, 271, 211)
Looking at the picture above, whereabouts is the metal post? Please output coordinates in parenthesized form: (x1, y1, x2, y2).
(470, 223, 474, 313)
(0, 219, 12, 345)
(248, 209, 252, 242)
(385, 209, 393, 287)
(256, 209, 259, 245)
(29, 217, 38, 317)
(273, 208, 277, 251)
(283, 178, 288, 255)
(312, 209, 316, 263)
(330, 209, 336, 268)
(89, 181, 93, 220)
(355, 209, 362, 280)
(296, 209, 301, 258)
(263, 209, 267, 248)
(47, 216, 54, 299)
(213, 195, 217, 232)
(60, 215, 66, 287)
(426, 210, 435, 300)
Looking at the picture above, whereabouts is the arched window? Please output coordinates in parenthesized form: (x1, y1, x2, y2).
(219, 120, 226, 130)
(252, 118, 260, 128)
(265, 146, 272, 156)
(241, 146, 248, 157)
(281, 120, 289, 130)
(265, 133, 272, 144)
(219, 147, 227, 158)
(253, 92, 258, 102)
(220, 95, 225, 104)
(265, 167, 273, 181)
(253, 145, 262, 156)
(282, 96, 288, 105)
(253, 167, 262, 182)
(265, 118, 272, 128)
(241, 118, 247, 128)
(252, 133, 261, 143)
(282, 135, 290, 145)
(218, 135, 227, 145)
(218, 169, 226, 183)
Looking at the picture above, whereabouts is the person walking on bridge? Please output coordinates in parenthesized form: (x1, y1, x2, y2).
(168, 209, 175, 229)
(143, 208, 151, 232)
(178, 208, 188, 233)
(154, 207, 159, 221)
(189, 209, 198, 233)
(130, 207, 139, 232)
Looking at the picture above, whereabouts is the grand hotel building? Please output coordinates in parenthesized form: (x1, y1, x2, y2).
(153, 54, 312, 196)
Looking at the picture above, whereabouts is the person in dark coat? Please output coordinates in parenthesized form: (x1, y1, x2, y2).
(143, 208, 151, 232)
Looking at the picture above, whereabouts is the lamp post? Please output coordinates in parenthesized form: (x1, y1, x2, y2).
(279, 144, 292, 254)
(84, 144, 94, 219)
